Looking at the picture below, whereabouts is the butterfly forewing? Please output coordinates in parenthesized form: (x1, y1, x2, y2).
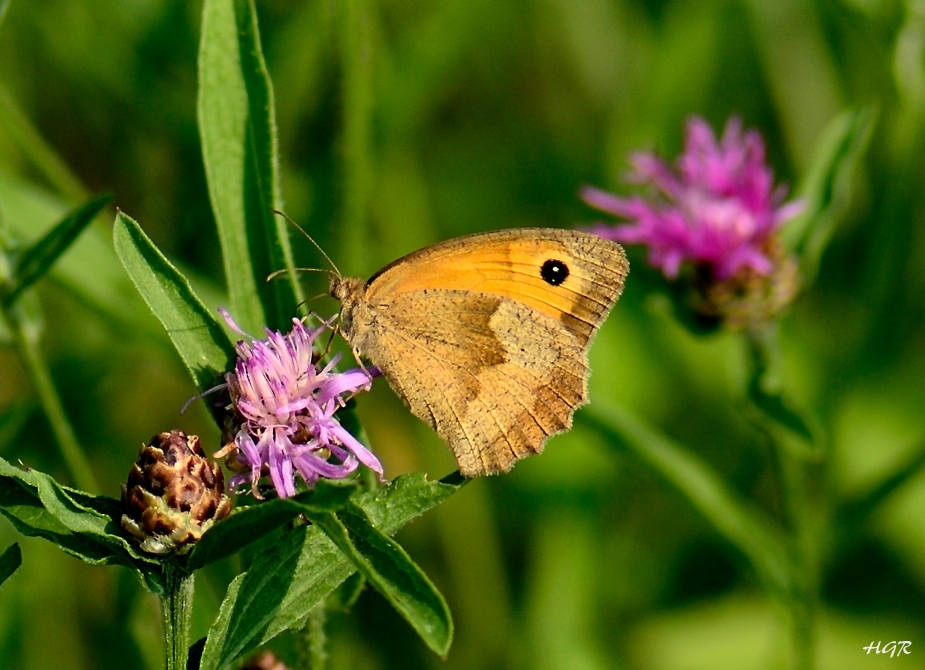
(364, 228, 628, 347)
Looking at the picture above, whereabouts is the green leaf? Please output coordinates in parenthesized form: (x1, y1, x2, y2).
(743, 326, 820, 456)
(785, 107, 875, 283)
(199, 472, 466, 670)
(1, 194, 111, 308)
(4, 285, 99, 493)
(187, 479, 359, 570)
(113, 210, 236, 397)
(746, 373, 817, 446)
(327, 571, 366, 611)
(0, 543, 22, 586)
(0, 455, 160, 586)
(0, 171, 227, 352)
(312, 504, 453, 655)
(836, 436, 925, 530)
(200, 524, 346, 670)
(581, 402, 795, 601)
(198, 0, 300, 334)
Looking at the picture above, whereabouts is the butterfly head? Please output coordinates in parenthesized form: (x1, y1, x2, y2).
(329, 273, 363, 302)
(329, 274, 370, 345)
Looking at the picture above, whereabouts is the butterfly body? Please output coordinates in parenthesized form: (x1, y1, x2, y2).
(331, 228, 628, 477)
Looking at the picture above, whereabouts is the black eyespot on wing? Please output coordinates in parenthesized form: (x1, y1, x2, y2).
(540, 259, 569, 286)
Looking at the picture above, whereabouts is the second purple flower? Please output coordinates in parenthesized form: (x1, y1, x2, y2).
(583, 116, 804, 329)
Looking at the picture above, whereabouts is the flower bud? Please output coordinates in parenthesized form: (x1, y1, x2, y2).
(122, 430, 232, 554)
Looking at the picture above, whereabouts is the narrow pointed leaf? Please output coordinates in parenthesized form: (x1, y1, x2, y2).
(201, 523, 347, 670)
(0, 543, 21, 586)
(113, 211, 235, 396)
(200, 472, 466, 670)
(836, 436, 925, 528)
(0, 456, 141, 554)
(198, 0, 300, 334)
(313, 505, 453, 655)
(0, 84, 87, 202)
(328, 572, 367, 611)
(2, 194, 111, 308)
(0, 456, 160, 583)
(785, 107, 874, 283)
(743, 327, 820, 456)
(0, 170, 227, 348)
(746, 373, 817, 446)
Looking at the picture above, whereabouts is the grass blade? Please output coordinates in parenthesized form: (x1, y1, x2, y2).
(2, 194, 111, 308)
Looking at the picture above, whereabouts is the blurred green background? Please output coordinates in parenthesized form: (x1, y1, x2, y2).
(1, 0, 924, 668)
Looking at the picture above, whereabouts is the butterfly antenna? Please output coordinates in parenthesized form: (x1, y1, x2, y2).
(271, 209, 341, 278)
(267, 267, 329, 282)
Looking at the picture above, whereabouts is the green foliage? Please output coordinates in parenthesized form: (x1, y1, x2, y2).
(786, 107, 875, 284)
(113, 211, 235, 398)
(583, 401, 794, 601)
(1, 194, 110, 308)
(187, 480, 362, 570)
(0, 455, 161, 591)
(198, 0, 300, 333)
(200, 473, 464, 670)
(310, 504, 452, 656)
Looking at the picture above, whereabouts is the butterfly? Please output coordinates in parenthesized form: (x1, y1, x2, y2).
(330, 228, 628, 477)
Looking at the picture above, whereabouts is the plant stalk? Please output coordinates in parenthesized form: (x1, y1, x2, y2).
(304, 604, 327, 670)
(747, 326, 818, 670)
(6, 301, 99, 493)
(163, 564, 196, 670)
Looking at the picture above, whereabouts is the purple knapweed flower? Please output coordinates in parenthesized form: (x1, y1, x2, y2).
(582, 116, 803, 282)
(217, 309, 383, 498)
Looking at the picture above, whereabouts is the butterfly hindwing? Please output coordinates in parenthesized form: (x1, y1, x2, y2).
(363, 289, 586, 475)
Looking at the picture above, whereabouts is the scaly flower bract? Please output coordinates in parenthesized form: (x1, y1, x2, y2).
(582, 116, 803, 281)
(219, 310, 382, 498)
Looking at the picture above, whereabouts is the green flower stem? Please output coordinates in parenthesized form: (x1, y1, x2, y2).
(163, 564, 196, 670)
(5, 301, 99, 493)
(303, 604, 328, 670)
(746, 326, 818, 670)
(777, 445, 817, 670)
(583, 402, 793, 599)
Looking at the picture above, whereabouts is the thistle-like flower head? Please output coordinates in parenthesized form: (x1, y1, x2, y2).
(220, 310, 382, 498)
(582, 116, 803, 281)
(583, 116, 804, 328)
